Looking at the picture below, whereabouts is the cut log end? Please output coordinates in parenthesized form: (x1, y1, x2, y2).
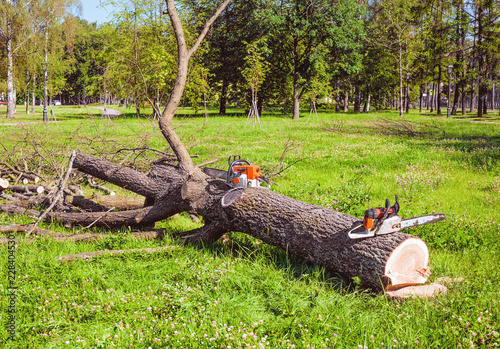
(221, 188, 245, 207)
(385, 238, 430, 289)
(0, 178, 9, 190)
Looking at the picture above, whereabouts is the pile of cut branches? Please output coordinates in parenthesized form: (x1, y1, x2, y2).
(0, 151, 152, 241)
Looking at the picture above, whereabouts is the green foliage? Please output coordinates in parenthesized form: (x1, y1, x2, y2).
(241, 38, 270, 96)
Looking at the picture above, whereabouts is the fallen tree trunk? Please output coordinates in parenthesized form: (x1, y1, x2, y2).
(69, 152, 430, 292)
(0, 151, 433, 292)
(66, 195, 146, 211)
(10, 185, 45, 194)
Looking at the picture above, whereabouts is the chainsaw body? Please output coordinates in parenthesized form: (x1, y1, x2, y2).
(203, 155, 270, 189)
(229, 163, 262, 188)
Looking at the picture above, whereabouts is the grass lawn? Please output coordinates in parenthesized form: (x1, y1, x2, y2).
(0, 105, 499, 348)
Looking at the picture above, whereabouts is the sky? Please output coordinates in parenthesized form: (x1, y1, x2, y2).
(80, 0, 113, 25)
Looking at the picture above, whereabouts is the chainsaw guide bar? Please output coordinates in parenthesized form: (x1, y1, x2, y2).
(348, 195, 446, 239)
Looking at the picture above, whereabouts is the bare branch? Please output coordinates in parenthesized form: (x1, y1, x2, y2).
(27, 151, 76, 236)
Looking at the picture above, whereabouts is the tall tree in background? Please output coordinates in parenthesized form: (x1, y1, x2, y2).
(0, 0, 43, 118)
(372, 0, 418, 116)
(257, 0, 364, 119)
(0, 0, 79, 118)
(62, 19, 100, 104)
(101, 0, 177, 117)
(474, 0, 500, 117)
(206, 0, 263, 115)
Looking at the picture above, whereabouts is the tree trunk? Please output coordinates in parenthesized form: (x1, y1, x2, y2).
(66, 195, 146, 211)
(344, 89, 349, 113)
(461, 84, 466, 115)
(23, 151, 432, 293)
(430, 83, 434, 113)
(451, 79, 460, 115)
(6, 24, 15, 119)
(292, 82, 300, 119)
(398, 47, 403, 117)
(406, 83, 410, 114)
(135, 96, 141, 118)
(219, 79, 228, 115)
(32, 72, 36, 114)
(437, 65, 442, 114)
(493, 82, 496, 111)
(25, 68, 30, 114)
(470, 78, 476, 112)
(426, 84, 430, 110)
(363, 84, 370, 112)
(354, 85, 361, 112)
(257, 96, 263, 117)
(477, 4, 484, 118)
(335, 80, 340, 112)
(159, 0, 231, 172)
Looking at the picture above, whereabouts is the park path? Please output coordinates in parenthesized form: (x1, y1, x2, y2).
(93, 106, 122, 116)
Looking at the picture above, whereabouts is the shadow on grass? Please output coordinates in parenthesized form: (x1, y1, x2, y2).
(184, 231, 363, 295)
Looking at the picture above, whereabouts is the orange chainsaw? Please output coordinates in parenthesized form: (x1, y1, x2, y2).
(203, 155, 271, 189)
(348, 195, 446, 239)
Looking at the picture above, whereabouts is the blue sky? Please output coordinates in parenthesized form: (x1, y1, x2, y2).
(80, 0, 113, 24)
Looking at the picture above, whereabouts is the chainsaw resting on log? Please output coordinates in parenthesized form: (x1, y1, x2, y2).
(203, 155, 271, 189)
(348, 195, 446, 239)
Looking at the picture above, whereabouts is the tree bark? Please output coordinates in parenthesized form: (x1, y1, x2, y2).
(430, 83, 434, 113)
(470, 78, 476, 112)
(9, 185, 44, 194)
(32, 72, 36, 114)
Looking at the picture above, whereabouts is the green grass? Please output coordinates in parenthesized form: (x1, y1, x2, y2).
(1, 106, 499, 348)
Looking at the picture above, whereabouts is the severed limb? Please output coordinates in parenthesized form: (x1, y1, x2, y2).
(58, 246, 176, 263)
(0, 226, 168, 245)
(175, 221, 226, 244)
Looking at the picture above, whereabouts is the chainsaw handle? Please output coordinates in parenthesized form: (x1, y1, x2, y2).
(227, 155, 251, 184)
(227, 155, 250, 166)
(362, 195, 400, 230)
(375, 199, 391, 228)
